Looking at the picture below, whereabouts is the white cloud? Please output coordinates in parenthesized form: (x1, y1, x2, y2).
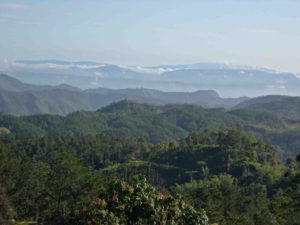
(119, 65, 178, 75)
(0, 58, 14, 70)
(11, 61, 106, 70)
(94, 72, 108, 78)
(0, 3, 27, 9)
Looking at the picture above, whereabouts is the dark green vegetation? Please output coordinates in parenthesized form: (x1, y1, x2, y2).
(69, 177, 208, 225)
(1, 92, 300, 224)
(0, 74, 247, 116)
(1, 127, 300, 224)
(235, 95, 300, 120)
(2, 98, 300, 158)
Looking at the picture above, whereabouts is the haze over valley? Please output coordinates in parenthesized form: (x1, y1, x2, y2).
(1, 59, 300, 97)
(1, 1, 300, 225)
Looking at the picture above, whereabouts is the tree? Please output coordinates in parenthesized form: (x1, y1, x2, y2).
(44, 151, 101, 224)
(70, 176, 208, 225)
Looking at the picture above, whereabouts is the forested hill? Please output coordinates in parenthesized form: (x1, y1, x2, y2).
(1, 99, 300, 224)
(235, 95, 300, 119)
(1, 128, 299, 224)
(0, 74, 248, 115)
(1, 99, 300, 158)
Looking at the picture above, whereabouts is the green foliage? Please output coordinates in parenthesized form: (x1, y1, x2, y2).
(3, 134, 151, 169)
(69, 176, 208, 225)
(0, 144, 102, 224)
(2, 100, 300, 158)
(1, 124, 300, 225)
(237, 96, 300, 120)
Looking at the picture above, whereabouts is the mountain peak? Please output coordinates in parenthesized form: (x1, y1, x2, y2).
(57, 83, 82, 92)
(100, 100, 155, 113)
(0, 73, 29, 92)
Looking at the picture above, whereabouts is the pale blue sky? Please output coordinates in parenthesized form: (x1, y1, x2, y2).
(0, 0, 300, 72)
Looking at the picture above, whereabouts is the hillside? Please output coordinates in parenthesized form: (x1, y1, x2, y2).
(235, 95, 300, 120)
(1, 128, 299, 224)
(1, 100, 300, 158)
(0, 74, 248, 115)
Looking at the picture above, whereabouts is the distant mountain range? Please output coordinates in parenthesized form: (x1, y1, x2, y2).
(1, 59, 300, 97)
(1, 71, 300, 157)
(0, 74, 248, 115)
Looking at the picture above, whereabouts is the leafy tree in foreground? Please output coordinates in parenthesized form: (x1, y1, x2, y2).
(69, 176, 208, 225)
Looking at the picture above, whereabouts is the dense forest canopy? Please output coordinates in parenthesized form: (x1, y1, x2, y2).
(0, 100, 300, 224)
(1, 99, 300, 158)
(1, 123, 300, 224)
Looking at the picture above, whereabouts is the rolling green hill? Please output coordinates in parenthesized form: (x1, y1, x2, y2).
(1, 100, 300, 158)
(235, 95, 300, 120)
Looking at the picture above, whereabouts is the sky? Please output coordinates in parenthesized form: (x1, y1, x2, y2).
(0, 0, 300, 73)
